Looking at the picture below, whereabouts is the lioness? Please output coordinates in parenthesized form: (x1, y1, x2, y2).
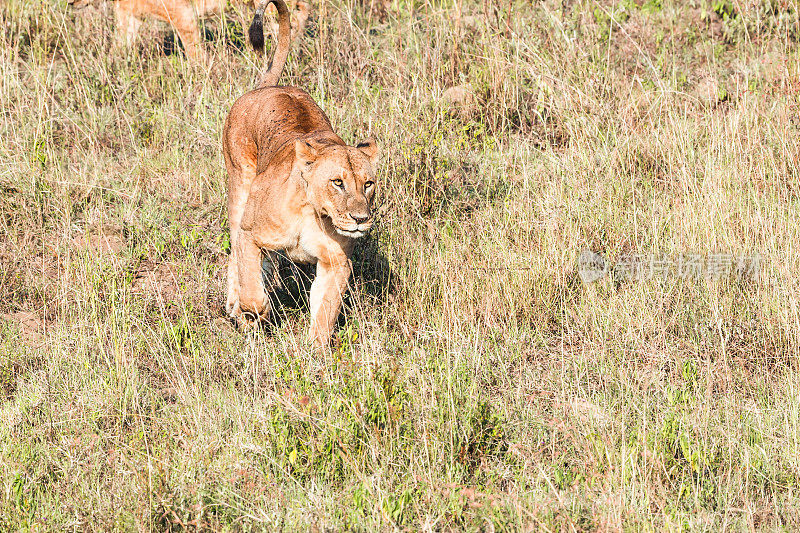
(68, 0, 310, 60)
(223, 0, 379, 346)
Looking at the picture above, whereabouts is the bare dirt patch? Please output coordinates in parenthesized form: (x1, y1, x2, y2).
(1, 310, 46, 346)
(72, 231, 125, 255)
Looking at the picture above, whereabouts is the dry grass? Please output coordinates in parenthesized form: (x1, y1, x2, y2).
(1, 0, 800, 530)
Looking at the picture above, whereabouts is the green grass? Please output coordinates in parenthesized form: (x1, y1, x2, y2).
(1, 0, 800, 529)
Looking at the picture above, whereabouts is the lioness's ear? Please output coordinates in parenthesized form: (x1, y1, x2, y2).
(356, 138, 379, 167)
(295, 139, 319, 165)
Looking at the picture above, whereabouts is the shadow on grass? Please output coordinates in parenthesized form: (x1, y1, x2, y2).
(236, 230, 396, 337)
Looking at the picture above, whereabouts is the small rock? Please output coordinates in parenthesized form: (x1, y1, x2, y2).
(570, 398, 612, 428)
(692, 76, 720, 105)
(442, 85, 475, 108)
(1, 311, 45, 346)
(73, 233, 124, 255)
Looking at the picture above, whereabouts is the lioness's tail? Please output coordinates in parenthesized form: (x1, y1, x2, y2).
(249, 0, 292, 89)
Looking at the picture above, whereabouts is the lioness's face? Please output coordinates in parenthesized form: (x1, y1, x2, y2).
(295, 139, 379, 238)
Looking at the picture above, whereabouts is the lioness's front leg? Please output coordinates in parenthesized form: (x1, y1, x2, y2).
(162, 0, 205, 60)
(235, 230, 272, 322)
(114, 3, 142, 47)
(309, 258, 352, 346)
(223, 139, 258, 316)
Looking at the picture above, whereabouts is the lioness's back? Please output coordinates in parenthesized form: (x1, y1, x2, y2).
(224, 87, 339, 173)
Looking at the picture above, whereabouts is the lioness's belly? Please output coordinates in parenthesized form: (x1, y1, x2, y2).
(123, 0, 228, 19)
(193, 0, 228, 17)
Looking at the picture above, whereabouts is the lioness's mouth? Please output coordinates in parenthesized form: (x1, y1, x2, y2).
(335, 228, 366, 238)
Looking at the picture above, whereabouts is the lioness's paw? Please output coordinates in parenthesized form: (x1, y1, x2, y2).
(309, 325, 334, 349)
(233, 313, 257, 331)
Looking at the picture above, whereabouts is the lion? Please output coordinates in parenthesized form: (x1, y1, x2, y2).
(223, 0, 379, 346)
(68, 0, 310, 60)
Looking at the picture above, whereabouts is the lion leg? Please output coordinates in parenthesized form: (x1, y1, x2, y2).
(224, 152, 257, 317)
(235, 231, 272, 323)
(226, 233, 241, 316)
(308, 259, 351, 346)
(162, 0, 205, 60)
(264, 1, 309, 46)
(291, 0, 311, 43)
(114, 3, 142, 48)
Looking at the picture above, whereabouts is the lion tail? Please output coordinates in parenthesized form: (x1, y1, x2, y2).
(249, 0, 292, 89)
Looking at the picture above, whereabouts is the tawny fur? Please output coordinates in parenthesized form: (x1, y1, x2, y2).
(222, 0, 379, 346)
(68, 0, 310, 60)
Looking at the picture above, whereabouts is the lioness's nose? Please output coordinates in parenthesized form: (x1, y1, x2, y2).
(350, 213, 370, 225)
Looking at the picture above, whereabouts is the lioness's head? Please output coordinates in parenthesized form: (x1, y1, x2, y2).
(294, 138, 379, 239)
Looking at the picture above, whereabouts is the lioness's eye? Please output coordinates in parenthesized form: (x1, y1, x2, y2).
(364, 181, 374, 189)
(332, 179, 344, 188)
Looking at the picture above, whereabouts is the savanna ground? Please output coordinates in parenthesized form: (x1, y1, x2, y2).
(1, 0, 800, 530)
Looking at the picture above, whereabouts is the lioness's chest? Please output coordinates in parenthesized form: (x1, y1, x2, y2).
(257, 219, 323, 265)
(283, 239, 317, 263)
